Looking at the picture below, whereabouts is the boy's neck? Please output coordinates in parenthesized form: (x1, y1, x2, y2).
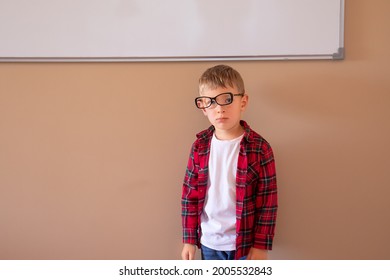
(214, 124, 244, 140)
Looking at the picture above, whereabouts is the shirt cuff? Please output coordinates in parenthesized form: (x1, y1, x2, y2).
(253, 233, 274, 250)
(182, 228, 198, 245)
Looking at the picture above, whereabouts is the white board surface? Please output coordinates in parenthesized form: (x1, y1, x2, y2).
(0, 0, 345, 62)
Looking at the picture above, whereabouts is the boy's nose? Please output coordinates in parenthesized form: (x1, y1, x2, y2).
(216, 104, 225, 113)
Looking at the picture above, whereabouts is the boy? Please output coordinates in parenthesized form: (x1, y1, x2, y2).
(181, 65, 278, 260)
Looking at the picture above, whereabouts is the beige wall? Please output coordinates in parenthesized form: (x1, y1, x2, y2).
(1, 0, 389, 259)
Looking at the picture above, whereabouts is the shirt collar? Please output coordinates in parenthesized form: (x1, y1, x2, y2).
(196, 120, 254, 143)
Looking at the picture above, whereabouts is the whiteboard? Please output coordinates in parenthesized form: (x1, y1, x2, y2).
(0, 0, 345, 62)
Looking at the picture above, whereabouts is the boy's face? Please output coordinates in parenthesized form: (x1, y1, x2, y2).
(199, 85, 248, 138)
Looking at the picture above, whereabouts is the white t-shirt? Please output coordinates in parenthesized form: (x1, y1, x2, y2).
(200, 133, 244, 251)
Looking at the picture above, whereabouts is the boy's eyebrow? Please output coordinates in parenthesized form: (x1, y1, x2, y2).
(199, 92, 232, 97)
(199, 91, 244, 98)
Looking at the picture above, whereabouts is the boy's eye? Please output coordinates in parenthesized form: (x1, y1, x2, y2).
(216, 93, 233, 105)
(196, 97, 213, 108)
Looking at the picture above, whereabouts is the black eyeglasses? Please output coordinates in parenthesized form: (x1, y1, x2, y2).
(195, 92, 244, 109)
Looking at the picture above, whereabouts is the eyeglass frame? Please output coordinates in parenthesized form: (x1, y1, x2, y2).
(194, 92, 245, 109)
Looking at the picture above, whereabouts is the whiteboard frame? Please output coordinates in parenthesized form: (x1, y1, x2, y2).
(0, 0, 345, 62)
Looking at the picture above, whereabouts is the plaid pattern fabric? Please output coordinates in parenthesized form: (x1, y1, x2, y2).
(181, 120, 278, 260)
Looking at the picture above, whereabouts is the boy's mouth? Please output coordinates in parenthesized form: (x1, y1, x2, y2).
(216, 117, 228, 122)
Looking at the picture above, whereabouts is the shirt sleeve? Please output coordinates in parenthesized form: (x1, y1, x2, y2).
(254, 142, 278, 250)
(181, 143, 200, 246)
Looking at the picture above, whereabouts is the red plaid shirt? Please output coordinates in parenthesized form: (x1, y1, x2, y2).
(181, 120, 278, 259)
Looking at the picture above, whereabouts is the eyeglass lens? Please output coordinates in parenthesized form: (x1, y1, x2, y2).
(196, 93, 233, 109)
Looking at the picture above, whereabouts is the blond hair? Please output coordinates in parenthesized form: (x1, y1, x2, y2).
(199, 65, 245, 94)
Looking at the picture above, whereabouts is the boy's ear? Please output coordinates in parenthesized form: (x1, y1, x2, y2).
(241, 94, 249, 111)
